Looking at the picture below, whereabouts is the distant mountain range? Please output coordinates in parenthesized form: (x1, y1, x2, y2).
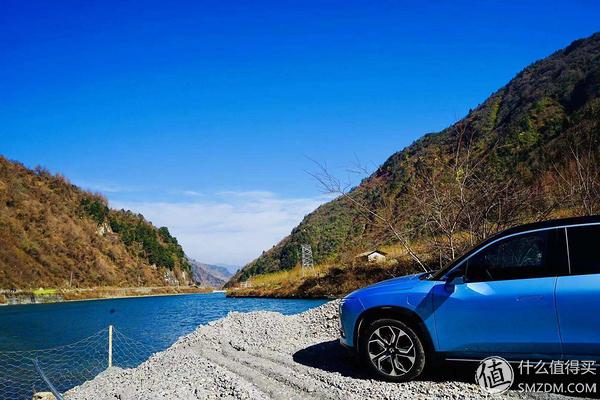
(188, 258, 233, 288)
(213, 264, 240, 275)
(228, 32, 600, 286)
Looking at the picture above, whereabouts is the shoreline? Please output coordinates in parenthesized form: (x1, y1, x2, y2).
(226, 292, 336, 300)
(0, 286, 214, 306)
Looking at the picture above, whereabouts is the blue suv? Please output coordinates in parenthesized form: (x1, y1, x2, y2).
(339, 216, 600, 381)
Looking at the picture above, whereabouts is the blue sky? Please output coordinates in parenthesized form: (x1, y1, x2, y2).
(1, 1, 599, 266)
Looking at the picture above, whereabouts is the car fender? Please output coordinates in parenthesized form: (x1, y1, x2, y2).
(354, 284, 439, 354)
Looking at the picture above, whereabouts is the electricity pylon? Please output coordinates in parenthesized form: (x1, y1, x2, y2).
(301, 244, 314, 269)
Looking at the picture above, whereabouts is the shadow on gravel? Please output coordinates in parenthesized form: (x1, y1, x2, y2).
(293, 340, 371, 379)
(294, 341, 600, 398)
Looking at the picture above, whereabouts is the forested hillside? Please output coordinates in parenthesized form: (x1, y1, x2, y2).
(228, 32, 600, 289)
(0, 157, 191, 289)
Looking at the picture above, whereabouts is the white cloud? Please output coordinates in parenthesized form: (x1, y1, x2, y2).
(110, 191, 330, 266)
(215, 190, 276, 198)
(76, 180, 129, 193)
(180, 190, 203, 197)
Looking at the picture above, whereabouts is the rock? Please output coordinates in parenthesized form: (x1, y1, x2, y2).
(32, 392, 55, 400)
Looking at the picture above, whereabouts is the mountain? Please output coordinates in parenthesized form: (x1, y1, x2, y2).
(205, 264, 233, 279)
(228, 32, 600, 287)
(188, 258, 233, 288)
(214, 264, 240, 275)
(0, 157, 191, 289)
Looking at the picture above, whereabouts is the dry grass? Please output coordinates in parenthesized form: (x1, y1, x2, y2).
(228, 254, 422, 299)
(247, 263, 331, 288)
(227, 240, 429, 298)
(32, 288, 58, 296)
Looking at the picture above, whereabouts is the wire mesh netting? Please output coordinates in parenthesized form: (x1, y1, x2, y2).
(0, 327, 157, 400)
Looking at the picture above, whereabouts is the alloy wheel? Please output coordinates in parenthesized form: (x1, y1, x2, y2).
(367, 325, 416, 377)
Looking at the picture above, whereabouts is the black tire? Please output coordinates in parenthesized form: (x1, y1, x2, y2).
(359, 318, 426, 382)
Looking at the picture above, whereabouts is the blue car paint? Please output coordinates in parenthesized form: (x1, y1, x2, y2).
(432, 277, 561, 358)
(340, 273, 437, 349)
(339, 271, 598, 361)
(339, 296, 363, 348)
(556, 274, 600, 359)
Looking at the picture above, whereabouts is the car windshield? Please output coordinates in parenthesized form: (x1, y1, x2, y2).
(426, 235, 499, 281)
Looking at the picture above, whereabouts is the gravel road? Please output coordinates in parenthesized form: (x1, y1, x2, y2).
(66, 301, 580, 400)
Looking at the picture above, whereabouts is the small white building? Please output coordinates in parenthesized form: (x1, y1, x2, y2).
(355, 250, 388, 263)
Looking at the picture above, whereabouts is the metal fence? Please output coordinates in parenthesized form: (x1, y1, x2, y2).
(0, 326, 155, 400)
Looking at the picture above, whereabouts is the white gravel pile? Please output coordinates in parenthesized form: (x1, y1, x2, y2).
(66, 301, 572, 400)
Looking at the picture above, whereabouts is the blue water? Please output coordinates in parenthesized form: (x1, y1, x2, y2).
(0, 293, 326, 399)
(0, 292, 326, 351)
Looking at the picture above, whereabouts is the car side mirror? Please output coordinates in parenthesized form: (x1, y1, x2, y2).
(444, 271, 465, 292)
(450, 275, 464, 285)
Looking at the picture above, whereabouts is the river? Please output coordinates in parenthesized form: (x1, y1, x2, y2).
(0, 292, 327, 399)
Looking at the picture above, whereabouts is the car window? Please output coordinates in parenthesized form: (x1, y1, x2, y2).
(466, 230, 551, 282)
(567, 224, 600, 275)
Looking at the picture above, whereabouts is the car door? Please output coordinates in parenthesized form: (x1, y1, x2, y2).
(556, 224, 600, 359)
(433, 228, 566, 359)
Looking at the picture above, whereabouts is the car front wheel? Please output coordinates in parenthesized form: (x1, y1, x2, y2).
(360, 318, 426, 382)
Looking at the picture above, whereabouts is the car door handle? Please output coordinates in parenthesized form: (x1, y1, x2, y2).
(516, 295, 544, 302)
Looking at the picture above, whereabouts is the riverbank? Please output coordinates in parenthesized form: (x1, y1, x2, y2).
(226, 291, 334, 299)
(66, 301, 571, 400)
(0, 286, 212, 305)
(226, 258, 421, 299)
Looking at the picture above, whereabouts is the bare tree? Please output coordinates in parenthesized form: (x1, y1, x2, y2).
(305, 119, 583, 272)
(411, 124, 480, 264)
(410, 124, 540, 267)
(306, 158, 427, 271)
(551, 132, 600, 215)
